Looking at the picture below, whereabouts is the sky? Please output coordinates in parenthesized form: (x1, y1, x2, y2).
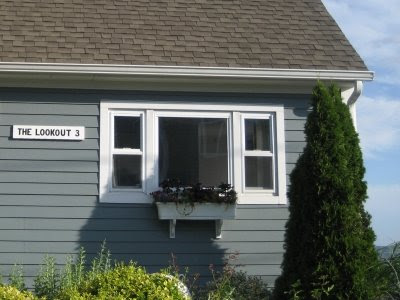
(322, 0, 400, 245)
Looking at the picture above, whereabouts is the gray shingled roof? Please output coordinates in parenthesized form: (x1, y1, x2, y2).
(0, 0, 367, 70)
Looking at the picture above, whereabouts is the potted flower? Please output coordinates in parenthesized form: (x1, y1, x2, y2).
(151, 179, 237, 238)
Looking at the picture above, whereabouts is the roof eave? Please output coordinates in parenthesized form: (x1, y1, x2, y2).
(0, 62, 374, 81)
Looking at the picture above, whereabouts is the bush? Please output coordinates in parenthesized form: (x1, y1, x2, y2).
(57, 262, 189, 300)
(273, 82, 379, 299)
(8, 264, 26, 291)
(0, 285, 38, 300)
(195, 263, 271, 300)
(373, 242, 400, 299)
(34, 255, 59, 299)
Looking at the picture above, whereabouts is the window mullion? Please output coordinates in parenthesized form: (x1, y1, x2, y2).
(112, 149, 142, 155)
(243, 150, 273, 157)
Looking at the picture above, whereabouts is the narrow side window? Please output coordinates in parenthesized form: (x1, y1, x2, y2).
(242, 114, 275, 192)
(110, 113, 144, 190)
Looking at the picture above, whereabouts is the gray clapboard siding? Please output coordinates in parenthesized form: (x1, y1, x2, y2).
(286, 152, 302, 164)
(0, 241, 284, 255)
(0, 102, 99, 115)
(0, 229, 284, 243)
(284, 119, 306, 130)
(0, 88, 310, 287)
(285, 130, 306, 141)
(0, 206, 286, 220)
(0, 160, 98, 172)
(0, 172, 98, 184)
(0, 138, 99, 150)
(0, 149, 98, 161)
(0, 218, 286, 232)
(0, 183, 98, 195)
(285, 141, 306, 153)
(0, 114, 98, 127)
(0, 253, 282, 266)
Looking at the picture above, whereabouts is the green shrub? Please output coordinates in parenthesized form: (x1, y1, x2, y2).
(0, 285, 38, 300)
(59, 247, 86, 292)
(195, 264, 271, 300)
(57, 262, 189, 300)
(273, 82, 380, 299)
(34, 255, 59, 299)
(373, 242, 400, 299)
(8, 264, 26, 291)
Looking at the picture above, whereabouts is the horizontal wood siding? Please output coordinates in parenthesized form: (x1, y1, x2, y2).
(0, 88, 309, 288)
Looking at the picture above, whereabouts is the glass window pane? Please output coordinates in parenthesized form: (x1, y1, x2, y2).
(113, 155, 141, 188)
(159, 117, 228, 186)
(114, 116, 141, 149)
(245, 119, 270, 151)
(245, 156, 273, 189)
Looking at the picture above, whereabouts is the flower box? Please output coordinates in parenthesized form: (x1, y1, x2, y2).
(156, 202, 236, 239)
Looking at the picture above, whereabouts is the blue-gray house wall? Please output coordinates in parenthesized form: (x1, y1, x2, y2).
(0, 88, 308, 287)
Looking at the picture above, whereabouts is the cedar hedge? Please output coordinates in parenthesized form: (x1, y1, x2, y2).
(273, 82, 380, 299)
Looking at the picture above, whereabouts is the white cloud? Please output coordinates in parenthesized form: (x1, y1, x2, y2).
(365, 184, 400, 245)
(322, 0, 400, 86)
(357, 95, 400, 158)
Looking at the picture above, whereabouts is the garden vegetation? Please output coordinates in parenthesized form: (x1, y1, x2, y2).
(273, 82, 398, 299)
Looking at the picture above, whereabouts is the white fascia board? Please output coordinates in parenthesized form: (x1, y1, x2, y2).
(0, 62, 374, 81)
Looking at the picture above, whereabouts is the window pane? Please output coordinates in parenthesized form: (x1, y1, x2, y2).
(159, 117, 228, 186)
(113, 155, 141, 188)
(114, 116, 141, 149)
(245, 156, 273, 189)
(245, 119, 270, 151)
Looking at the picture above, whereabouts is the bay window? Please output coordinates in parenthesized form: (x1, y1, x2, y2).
(100, 102, 286, 204)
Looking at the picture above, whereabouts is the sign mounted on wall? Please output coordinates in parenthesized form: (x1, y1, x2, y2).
(13, 125, 85, 141)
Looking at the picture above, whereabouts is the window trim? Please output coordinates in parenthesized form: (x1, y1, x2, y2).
(100, 102, 287, 205)
(241, 113, 276, 194)
(109, 111, 144, 193)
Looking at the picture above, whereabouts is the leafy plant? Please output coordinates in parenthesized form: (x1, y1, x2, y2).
(195, 253, 271, 300)
(152, 179, 237, 204)
(34, 255, 59, 299)
(273, 82, 380, 299)
(88, 240, 111, 280)
(372, 242, 400, 299)
(60, 247, 86, 291)
(0, 285, 38, 300)
(57, 262, 189, 300)
(8, 264, 25, 291)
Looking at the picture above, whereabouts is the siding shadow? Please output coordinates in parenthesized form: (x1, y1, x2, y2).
(78, 202, 227, 284)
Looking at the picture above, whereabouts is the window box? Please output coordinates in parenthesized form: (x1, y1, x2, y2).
(156, 202, 236, 239)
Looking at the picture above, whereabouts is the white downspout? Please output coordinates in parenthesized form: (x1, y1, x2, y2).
(342, 80, 363, 131)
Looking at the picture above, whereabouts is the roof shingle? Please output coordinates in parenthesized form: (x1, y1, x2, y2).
(0, 0, 367, 70)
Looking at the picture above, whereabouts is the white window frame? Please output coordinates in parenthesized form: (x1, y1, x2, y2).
(100, 102, 287, 205)
(241, 113, 276, 193)
(109, 111, 144, 193)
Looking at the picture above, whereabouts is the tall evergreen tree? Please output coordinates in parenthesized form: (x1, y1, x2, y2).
(273, 82, 379, 299)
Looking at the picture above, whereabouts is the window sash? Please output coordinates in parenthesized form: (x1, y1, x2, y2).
(241, 113, 277, 193)
(154, 111, 232, 188)
(109, 111, 144, 192)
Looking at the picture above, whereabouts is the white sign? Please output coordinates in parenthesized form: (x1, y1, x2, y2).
(13, 125, 85, 140)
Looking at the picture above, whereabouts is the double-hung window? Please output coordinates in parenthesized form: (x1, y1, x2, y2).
(100, 102, 286, 204)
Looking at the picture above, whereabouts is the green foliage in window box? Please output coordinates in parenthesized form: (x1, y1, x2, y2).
(273, 82, 380, 299)
(151, 179, 237, 205)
